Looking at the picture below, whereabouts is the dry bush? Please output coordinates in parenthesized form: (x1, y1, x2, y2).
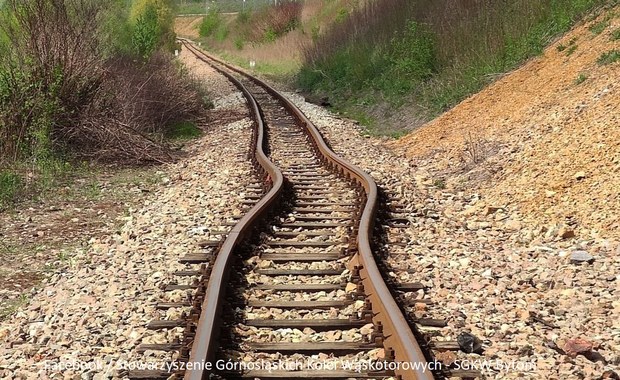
(61, 53, 204, 163)
(0, 0, 104, 161)
(303, 0, 411, 64)
(462, 132, 487, 165)
(247, 1, 303, 42)
(0, 0, 204, 165)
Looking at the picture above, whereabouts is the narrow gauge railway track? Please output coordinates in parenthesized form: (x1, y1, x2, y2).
(129, 40, 437, 380)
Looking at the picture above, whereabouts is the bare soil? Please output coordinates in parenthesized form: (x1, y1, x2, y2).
(392, 6, 620, 241)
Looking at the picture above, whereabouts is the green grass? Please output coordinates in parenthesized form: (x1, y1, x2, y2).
(0, 171, 22, 209)
(217, 50, 301, 82)
(597, 49, 620, 64)
(588, 19, 610, 34)
(565, 44, 579, 55)
(611, 27, 620, 40)
(175, 0, 272, 14)
(165, 121, 202, 140)
(299, 0, 611, 134)
(575, 73, 588, 84)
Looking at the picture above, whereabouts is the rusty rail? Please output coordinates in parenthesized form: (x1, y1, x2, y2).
(180, 39, 434, 380)
(180, 40, 285, 380)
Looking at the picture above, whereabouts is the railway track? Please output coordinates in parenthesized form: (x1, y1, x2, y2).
(127, 40, 477, 380)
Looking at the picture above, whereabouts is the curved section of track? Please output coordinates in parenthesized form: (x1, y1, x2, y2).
(180, 39, 433, 380)
(183, 47, 286, 379)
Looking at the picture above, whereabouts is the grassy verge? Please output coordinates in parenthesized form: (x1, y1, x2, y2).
(299, 0, 614, 135)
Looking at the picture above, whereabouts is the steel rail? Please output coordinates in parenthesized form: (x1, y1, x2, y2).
(180, 39, 434, 380)
(180, 40, 285, 380)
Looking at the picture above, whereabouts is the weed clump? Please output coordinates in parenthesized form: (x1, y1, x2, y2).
(597, 49, 620, 65)
(575, 73, 588, 84)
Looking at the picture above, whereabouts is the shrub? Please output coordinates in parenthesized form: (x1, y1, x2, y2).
(133, 4, 161, 58)
(199, 8, 221, 37)
(246, 1, 302, 43)
(0, 0, 204, 165)
(0, 0, 103, 162)
(131, 0, 176, 54)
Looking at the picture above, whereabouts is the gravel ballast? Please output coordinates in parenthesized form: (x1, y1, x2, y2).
(281, 91, 619, 380)
(1, 44, 617, 380)
(0, 50, 254, 379)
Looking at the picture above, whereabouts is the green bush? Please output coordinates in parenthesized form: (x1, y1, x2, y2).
(234, 37, 244, 50)
(264, 27, 277, 42)
(131, 0, 176, 55)
(199, 8, 221, 37)
(132, 4, 160, 58)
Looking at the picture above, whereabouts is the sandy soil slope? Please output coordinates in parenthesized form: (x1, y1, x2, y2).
(393, 6, 620, 241)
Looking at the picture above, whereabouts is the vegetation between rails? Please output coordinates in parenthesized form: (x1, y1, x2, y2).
(0, 0, 207, 209)
(298, 0, 616, 135)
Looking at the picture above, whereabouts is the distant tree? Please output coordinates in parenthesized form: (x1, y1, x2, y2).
(131, 0, 175, 58)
